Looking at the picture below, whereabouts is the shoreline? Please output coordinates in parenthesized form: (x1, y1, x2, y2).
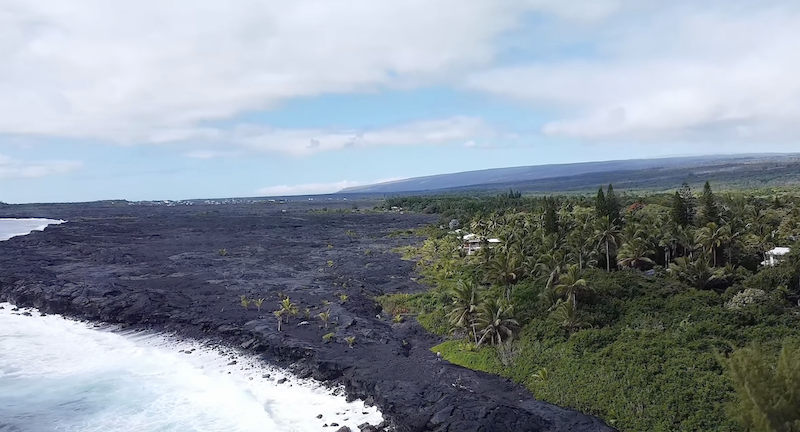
(0, 302, 384, 431)
(0, 202, 615, 432)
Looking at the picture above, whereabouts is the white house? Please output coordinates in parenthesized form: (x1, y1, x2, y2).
(461, 233, 501, 256)
(761, 247, 791, 267)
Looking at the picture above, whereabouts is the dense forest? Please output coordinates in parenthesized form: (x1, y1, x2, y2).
(378, 183, 800, 432)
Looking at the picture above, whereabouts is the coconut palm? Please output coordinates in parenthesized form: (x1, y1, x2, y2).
(484, 245, 525, 301)
(447, 279, 482, 344)
(567, 213, 598, 270)
(594, 216, 621, 272)
(695, 222, 732, 267)
(667, 257, 720, 289)
(675, 225, 697, 259)
(274, 297, 299, 331)
(531, 248, 568, 292)
(550, 297, 591, 335)
(658, 222, 679, 268)
(554, 264, 593, 305)
(475, 297, 519, 347)
(617, 237, 656, 269)
(318, 309, 331, 329)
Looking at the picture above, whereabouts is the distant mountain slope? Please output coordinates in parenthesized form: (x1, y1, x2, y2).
(339, 154, 798, 194)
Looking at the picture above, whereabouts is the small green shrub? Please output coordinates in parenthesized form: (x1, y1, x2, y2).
(218, 248, 228, 256)
(323, 332, 336, 343)
(344, 336, 356, 347)
(318, 310, 331, 328)
(254, 298, 264, 311)
(240, 295, 250, 309)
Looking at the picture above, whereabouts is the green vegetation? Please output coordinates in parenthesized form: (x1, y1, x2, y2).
(721, 339, 800, 432)
(273, 297, 299, 332)
(323, 332, 336, 343)
(386, 185, 800, 432)
(240, 295, 250, 309)
(254, 298, 264, 312)
(344, 336, 356, 348)
(218, 248, 228, 257)
(318, 309, 331, 329)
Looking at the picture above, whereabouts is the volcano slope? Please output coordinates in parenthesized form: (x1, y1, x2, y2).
(0, 201, 614, 432)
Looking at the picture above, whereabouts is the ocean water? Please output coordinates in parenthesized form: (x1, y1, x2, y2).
(0, 218, 66, 241)
(0, 220, 382, 432)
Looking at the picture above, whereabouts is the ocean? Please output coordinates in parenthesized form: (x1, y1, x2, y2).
(0, 219, 382, 432)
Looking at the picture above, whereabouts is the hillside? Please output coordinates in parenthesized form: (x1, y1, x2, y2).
(339, 154, 800, 194)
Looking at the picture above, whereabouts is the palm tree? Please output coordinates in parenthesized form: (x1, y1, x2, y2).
(695, 222, 731, 267)
(667, 257, 720, 289)
(675, 225, 697, 259)
(658, 222, 679, 268)
(447, 279, 482, 344)
(531, 248, 568, 292)
(554, 264, 593, 305)
(617, 237, 656, 269)
(550, 297, 591, 335)
(567, 212, 597, 270)
(594, 216, 621, 272)
(482, 243, 526, 302)
(475, 297, 519, 347)
(274, 297, 299, 331)
(318, 309, 331, 329)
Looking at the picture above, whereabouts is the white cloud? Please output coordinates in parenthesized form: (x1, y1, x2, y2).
(184, 150, 239, 159)
(0, 0, 566, 142)
(257, 176, 405, 196)
(257, 181, 362, 196)
(226, 116, 494, 155)
(0, 154, 82, 179)
(464, 1, 800, 143)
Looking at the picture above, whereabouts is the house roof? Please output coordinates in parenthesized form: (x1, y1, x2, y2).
(768, 247, 791, 256)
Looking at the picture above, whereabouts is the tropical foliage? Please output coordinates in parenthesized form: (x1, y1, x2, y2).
(381, 184, 800, 432)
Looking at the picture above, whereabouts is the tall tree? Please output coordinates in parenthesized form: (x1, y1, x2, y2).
(594, 216, 621, 272)
(595, 187, 607, 219)
(701, 181, 720, 225)
(671, 186, 697, 228)
(679, 182, 696, 225)
(447, 279, 482, 345)
(696, 222, 732, 267)
(543, 197, 559, 235)
(475, 297, 519, 346)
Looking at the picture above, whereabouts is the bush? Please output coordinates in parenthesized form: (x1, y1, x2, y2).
(725, 288, 769, 311)
(435, 271, 800, 432)
(721, 339, 800, 432)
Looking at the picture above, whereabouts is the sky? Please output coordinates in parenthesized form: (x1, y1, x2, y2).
(1, 0, 799, 203)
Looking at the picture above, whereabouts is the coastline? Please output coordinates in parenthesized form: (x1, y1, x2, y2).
(0, 302, 383, 431)
(0, 202, 615, 432)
